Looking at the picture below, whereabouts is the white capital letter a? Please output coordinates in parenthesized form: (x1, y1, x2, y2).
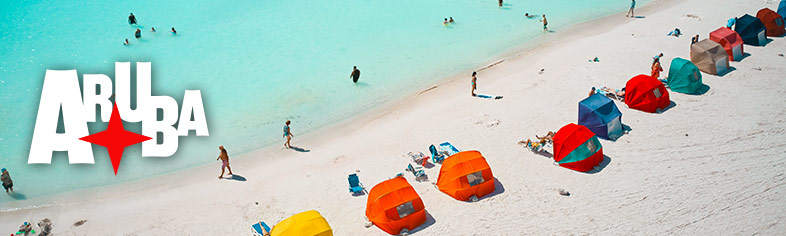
(29, 70, 95, 164)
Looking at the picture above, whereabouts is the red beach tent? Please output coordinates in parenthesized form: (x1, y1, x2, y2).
(624, 74, 670, 113)
(709, 27, 744, 61)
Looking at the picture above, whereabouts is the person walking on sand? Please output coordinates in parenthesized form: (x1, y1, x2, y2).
(1, 168, 13, 193)
(350, 66, 360, 83)
(283, 120, 294, 148)
(540, 15, 548, 32)
(216, 146, 233, 179)
(471, 71, 478, 96)
(626, 0, 636, 18)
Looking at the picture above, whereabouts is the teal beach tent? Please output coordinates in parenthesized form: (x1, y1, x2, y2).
(667, 58, 703, 94)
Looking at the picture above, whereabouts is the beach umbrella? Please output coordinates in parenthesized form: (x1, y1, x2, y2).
(667, 58, 704, 94)
(624, 75, 670, 113)
(709, 27, 744, 61)
(437, 150, 495, 201)
(578, 94, 623, 140)
(269, 210, 333, 236)
(552, 123, 603, 172)
(365, 176, 426, 235)
(757, 8, 786, 36)
(735, 14, 768, 46)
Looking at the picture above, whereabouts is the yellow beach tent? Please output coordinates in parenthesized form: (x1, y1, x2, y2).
(270, 210, 333, 236)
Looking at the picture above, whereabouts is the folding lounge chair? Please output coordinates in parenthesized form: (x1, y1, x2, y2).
(407, 151, 429, 166)
(439, 142, 460, 156)
(252, 221, 271, 236)
(406, 163, 428, 181)
(430, 144, 446, 164)
(348, 173, 366, 195)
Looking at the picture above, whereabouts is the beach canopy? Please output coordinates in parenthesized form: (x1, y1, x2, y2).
(709, 27, 744, 61)
(690, 39, 729, 75)
(269, 210, 333, 236)
(667, 58, 704, 94)
(578, 94, 623, 140)
(779, 0, 786, 22)
(757, 8, 786, 36)
(624, 75, 670, 113)
(552, 123, 603, 172)
(735, 14, 768, 46)
(366, 176, 426, 235)
(437, 150, 495, 201)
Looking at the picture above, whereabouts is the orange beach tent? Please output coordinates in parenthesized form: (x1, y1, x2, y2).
(365, 176, 426, 235)
(709, 27, 744, 61)
(269, 210, 333, 236)
(436, 150, 495, 201)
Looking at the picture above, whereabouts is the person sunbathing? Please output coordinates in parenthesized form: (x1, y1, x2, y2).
(599, 86, 625, 99)
(518, 139, 544, 152)
(536, 131, 555, 142)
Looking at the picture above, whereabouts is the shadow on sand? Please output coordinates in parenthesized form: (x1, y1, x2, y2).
(480, 178, 506, 200)
(658, 101, 677, 113)
(717, 66, 737, 77)
(585, 155, 612, 174)
(290, 146, 311, 153)
(693, 84, 711, 95)
(632, 16, 646, 19)
(406, 211, 436, 235)
(223, 174, 247, 182)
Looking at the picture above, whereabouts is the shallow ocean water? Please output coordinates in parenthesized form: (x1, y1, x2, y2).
(0, 0, 647, 203)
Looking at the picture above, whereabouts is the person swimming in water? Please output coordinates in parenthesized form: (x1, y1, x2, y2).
(525, 13, 536, 18)
(443, 18, 449, 26)
(350, 66, 360, 83)
(449, 17, 455, 23)
(128, 13, 137, 24)
(498, 0, 503, 7)
(124, 39, 129, 45)
(135, 28, 142, 39)
(150, 27, 156, 32)
(171, 27, 177, 34)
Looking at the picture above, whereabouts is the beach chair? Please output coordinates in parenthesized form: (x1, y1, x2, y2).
(252, 221, 271, 236)
(430, 144, 446, 164)
(439, 142, 460, 156)
(348, 173, 366, 195)
(406, 151, 429, 166)
(406, 163, 428, 182)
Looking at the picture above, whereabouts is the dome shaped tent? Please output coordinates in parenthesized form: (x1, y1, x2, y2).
(552, 123, 603, 172)
(735, 14, 768, 46)
(666, 58, 703, 94)
(269, 210, 333, 236)
(709, 27, 744, 61)
(365, 176, 426, 235)
(436, 150, 495, 201)
(757, 8, 786, 36)
(690, 39, 729, 75)
(578, 94, 623, 140)
(624, 75, 670, 113)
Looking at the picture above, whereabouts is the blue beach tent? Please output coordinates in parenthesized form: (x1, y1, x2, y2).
(578, 94, 623, 140)
(779, 0, 786, 21)
(735, 14, 768, 46)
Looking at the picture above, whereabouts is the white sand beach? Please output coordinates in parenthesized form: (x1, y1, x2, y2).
(2, 0, 786, 234)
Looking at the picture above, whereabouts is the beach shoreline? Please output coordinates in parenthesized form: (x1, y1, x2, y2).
(2, 0, 785, 234)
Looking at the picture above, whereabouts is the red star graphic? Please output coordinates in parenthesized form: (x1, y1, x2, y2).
(80, 103, 151, 175)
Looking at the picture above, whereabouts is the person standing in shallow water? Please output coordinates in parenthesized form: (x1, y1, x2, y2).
(1, 168, 14, 193)
(135, 28, 142, 39)
(350, 66, 360, 83)
(216, 146, 233, 179)
(128, 13, 137, 24)
(541, 14, 548, 32)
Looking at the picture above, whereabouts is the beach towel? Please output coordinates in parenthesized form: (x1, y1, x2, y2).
(474, 93, 503, 100)
(439, 142, 460, 156)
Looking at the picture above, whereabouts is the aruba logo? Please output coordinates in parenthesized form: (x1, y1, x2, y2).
(28, 62, 209, 175)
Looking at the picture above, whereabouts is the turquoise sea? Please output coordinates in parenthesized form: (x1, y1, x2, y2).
(0, 0, 647, 204)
